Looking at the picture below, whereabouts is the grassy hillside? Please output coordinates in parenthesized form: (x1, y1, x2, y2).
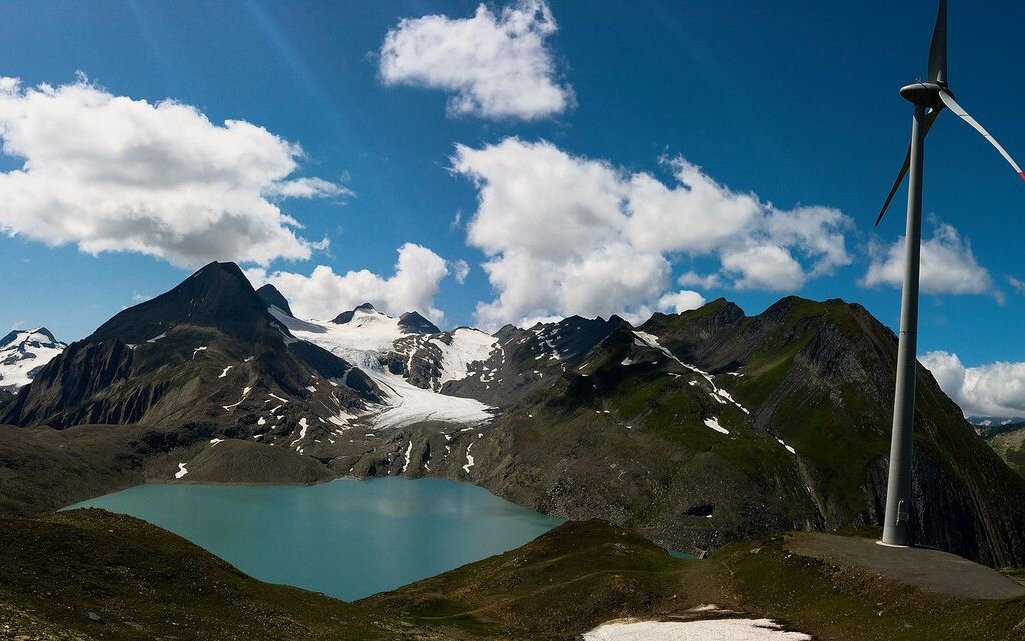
(368, 520, 1025, 641)
(5, 511, 1022, 641)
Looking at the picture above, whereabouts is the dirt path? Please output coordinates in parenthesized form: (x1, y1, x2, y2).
(786, 532, 1025, 600)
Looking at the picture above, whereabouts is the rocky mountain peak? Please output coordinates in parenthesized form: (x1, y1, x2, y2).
(398, 311, 441, 334)
(255, 284, 293, 317)
(332, 303, 381, 325)
(1, 328, 62, 349)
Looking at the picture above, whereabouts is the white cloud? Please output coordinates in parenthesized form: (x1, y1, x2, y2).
(451, 259, 471, 284)
(245, 243, 451, 323)
(677, 271, 722, 290)
(379, 0, 572, 120)
(721, 245, 805, 291)
(0, 75, 345, 267)
(1009, 275, 1025, 295)
(862, 223, 992, 296)
(451, 138, 852, 328)
(657, 290, 706, 314)
(921, 351, 1025, 418)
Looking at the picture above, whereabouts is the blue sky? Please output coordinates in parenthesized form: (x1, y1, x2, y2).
(1, 1, 1024, 413)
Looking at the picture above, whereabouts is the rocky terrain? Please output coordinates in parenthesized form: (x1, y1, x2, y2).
(4, 261, 1025, 568)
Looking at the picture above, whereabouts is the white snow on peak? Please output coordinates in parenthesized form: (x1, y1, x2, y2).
(0, 328, 66, 389)
(704, 417, 729, 435)
(268, 307, 495, 431)
(583, 618, 812, 640)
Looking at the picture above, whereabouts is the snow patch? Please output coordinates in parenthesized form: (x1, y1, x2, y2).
(402, 441, 413, 473)
(583, 618, 812, 641)
(174, 462, 188, 479)
(218, 366, 233, 378)
(775, 438, 796, 454)
(290, 418, 309, 449)
(704, 417, 729, 435)
(462, 442, 475, 474)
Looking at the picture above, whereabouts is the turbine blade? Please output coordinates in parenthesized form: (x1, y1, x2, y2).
(939, 90, 1025, 182)
(875, 109, 942, 226)
(928, 0, 948, 85)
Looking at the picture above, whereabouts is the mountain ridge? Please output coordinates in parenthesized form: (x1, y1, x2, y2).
(3, 262, 1024, 567)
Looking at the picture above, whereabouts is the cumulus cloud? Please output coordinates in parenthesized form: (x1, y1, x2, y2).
(657, 290, 707, 314)
(245, 243, 452, 323)
(921, 351, 1025, 418)
(379, 0, 572, 120)
(0, 75, 345, 267)
(451, 137, 852, 328)
(862, 222, 993, 296)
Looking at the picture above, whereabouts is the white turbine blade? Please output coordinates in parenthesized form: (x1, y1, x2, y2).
(939, 90, 1025, 182)
(928, 0, 948, 85)
(876, 109, 942, 226)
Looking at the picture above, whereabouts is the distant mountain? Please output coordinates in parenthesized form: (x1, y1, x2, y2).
(0, 328, 66, 391)
(5, 263, 1025, 568)
(2, 262, 378, 431)
(984, 423, 1025, 479)
(332, 302, 378, 325)
(969, 415, 1025, 435)
(255, 283, 293, 317)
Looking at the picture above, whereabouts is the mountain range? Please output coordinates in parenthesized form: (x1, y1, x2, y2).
(4, 261, 1025, 567)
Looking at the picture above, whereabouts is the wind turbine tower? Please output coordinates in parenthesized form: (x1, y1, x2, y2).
(876, 0, 1025, 547)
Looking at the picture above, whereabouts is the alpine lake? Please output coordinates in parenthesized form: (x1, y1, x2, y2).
(66, 477, 564, 600)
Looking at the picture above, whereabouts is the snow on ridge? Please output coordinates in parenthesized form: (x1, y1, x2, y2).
(775, 438, 796, 454)
(633, 330, 750, 415)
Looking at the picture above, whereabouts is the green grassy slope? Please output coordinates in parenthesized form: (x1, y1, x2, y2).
(0, 509, 448, 641)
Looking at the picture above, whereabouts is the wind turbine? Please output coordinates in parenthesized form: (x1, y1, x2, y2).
(876, 0, 1025, 547)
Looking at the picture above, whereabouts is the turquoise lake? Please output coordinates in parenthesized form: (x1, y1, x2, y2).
(66, 478, 563, 601)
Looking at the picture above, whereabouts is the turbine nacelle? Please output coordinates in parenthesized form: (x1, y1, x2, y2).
(899, 82, 947, 109)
